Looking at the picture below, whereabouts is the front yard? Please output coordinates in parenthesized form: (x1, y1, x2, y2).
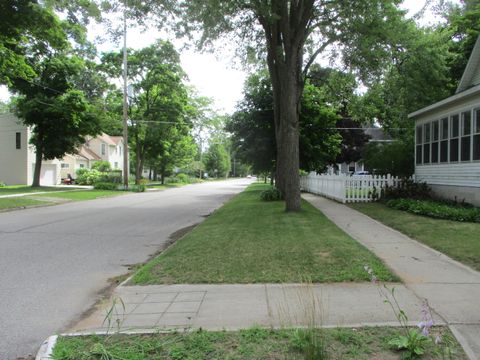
(131, 183, 396, 284)
(0, 185, 78, 195)
(350, 202, 480, 272)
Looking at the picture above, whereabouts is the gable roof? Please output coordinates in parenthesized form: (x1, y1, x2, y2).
(77, 145, 102, 161)
(457, 35, 480, 93)
(97, 133, 117, 146)
(109, 136, 123, 145)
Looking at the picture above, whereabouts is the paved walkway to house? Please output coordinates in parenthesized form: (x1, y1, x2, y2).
(69, 194, 480, 359)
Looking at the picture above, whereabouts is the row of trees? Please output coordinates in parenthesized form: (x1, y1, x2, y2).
(0, 0, 235, 187)
(2, 1, 479, 210)
(227, 0, 480, 193)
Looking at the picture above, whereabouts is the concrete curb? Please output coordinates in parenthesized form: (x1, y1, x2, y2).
(35, 335, 57, 360)
(450, 325, 479, 360)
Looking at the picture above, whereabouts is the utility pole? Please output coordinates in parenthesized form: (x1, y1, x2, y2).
(122, 1, 129, 189)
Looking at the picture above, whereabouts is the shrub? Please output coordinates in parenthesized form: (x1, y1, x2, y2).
(176, 173, 190, 183)
(76, 169, 102, 185)
(383, 179, 432, 200)
(260, 186, 283, 201)
(0, 181, 5, 187)
(387, 198, 480, 223)
(94, 182, 120, 191)
(99, 171, 123, 184)
(91, 160, 111, 172)
(129, 184, 146, 192)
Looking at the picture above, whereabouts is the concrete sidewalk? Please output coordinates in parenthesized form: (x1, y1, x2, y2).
(69, 194, 480, 359)
(72, 283, 432, 334)
(304, 194, 480, 359)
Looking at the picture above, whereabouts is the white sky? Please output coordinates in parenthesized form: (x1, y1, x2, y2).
(0, 0, 456, 113)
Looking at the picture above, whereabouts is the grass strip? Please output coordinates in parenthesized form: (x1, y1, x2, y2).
(0, 185, 78, 195)
(350, 202, 480, 272)
(34, 190, 123, 201)
(131, 183, 396, 284)
(0, 197, 47, 210)
(52, 327, 465, 360)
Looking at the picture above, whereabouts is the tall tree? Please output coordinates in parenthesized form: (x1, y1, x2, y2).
(140, 0, 410, 211)
(228, 71, 341, 178)
(13, 55, 102, 186)
(101, 40, 191, 184)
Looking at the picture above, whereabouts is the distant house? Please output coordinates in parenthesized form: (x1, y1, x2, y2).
(332, 126, 392, 175)
(0, 113, 127, 185)
(409, 36, 480, 206)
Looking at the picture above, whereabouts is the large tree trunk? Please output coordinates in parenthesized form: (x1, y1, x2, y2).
(276, 70, 302, 211)
(32, 140, 43, 187)
(258, 1, 311, 212)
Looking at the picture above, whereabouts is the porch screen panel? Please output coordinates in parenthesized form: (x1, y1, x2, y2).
(416, 125, 423, 165)
(450, 114, 459, 162)
(431, 120, 439, 163)
(461, 111, 471, 161)
(423, 122, 431, 164)
(474, 108, 480, 160)
(440, 117, 448, 162)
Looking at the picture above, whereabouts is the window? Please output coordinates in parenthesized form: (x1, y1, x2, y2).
(474, 108, 480, 161)
(450, 114, 459, 162)
(79, 164, 85, 168)
(15, 132, 21, 149)
(101, 143, 106, 155)
(416, 125, 423, 165)
(61, 163, 69, 169)
(431, 120, 439, 163)
(114, 162, 118, 168)
(461, 110, 471, 161)
(440, 117, 448, 162)
(423, 122, 431, 164)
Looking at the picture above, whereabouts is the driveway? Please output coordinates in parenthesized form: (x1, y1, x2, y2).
(0, 179, 251, 359)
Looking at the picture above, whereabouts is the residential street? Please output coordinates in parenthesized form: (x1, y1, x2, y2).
(0, 179, 251, 359)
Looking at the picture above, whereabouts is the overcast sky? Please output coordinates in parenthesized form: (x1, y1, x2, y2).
(0, 0, 455, 113)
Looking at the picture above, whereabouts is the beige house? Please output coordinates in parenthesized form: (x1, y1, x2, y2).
(409, 35, 480, 205)
(0, 114, 127, 185)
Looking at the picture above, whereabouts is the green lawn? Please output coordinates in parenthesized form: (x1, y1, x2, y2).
(52, 327, 464, 360)
(0, 197, 48, 210)
(34, 190, 123, 201)
(131, 183, 396, 284)
(0, 185, 77, 195)
(350, 202, 480, 272)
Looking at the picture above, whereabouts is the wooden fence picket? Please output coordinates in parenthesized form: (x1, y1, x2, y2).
(300, 173, 403, 203)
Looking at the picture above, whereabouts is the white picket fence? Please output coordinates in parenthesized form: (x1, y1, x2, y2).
(300, 173, 404, 203)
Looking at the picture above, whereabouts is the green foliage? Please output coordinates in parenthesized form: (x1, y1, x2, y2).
(383, 180, 432, 201)
(259, 186, 283, 202)
(93, 182, 119, 191)
(100, 40, 193, 184)
(128, 184, 146, 193)
(387, 199, 480, 223)
(388, 329, 431, 359)
(228, 71, 342, 175)
(204, 143, 230, 178)
(98, 171, 123, 184)
(76, 168, 102, 185)
(362, 141, 414, 177)
(291, 329, 328, 360)
(91, 160, 111, 172)
(0, 182, 5, 187)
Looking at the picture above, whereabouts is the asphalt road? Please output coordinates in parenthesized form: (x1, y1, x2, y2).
(0, 179, 251, 359)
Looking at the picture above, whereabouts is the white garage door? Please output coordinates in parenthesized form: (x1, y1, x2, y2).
(40, 165, 57, 186)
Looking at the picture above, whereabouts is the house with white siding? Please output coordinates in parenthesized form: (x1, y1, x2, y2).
(0, 113, 127, 185)
(409, 36, 480, 206)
